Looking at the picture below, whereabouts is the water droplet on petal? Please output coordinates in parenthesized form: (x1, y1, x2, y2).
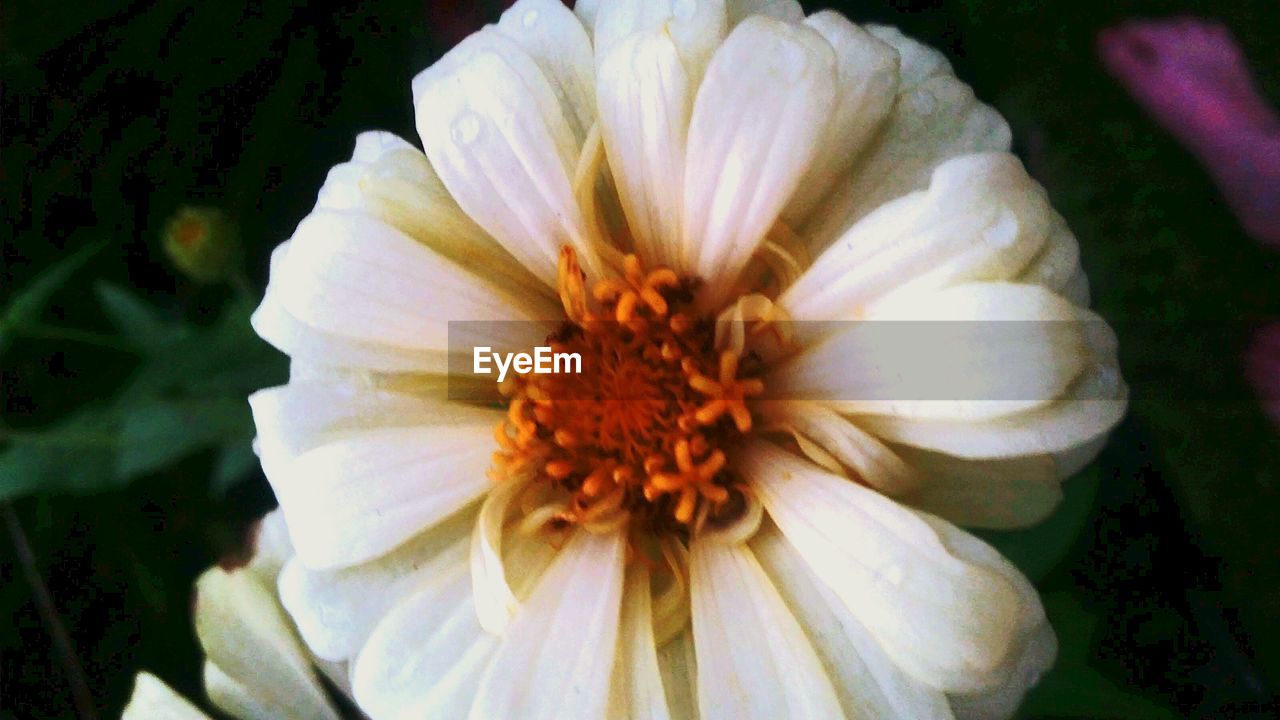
(452, 113, 481, 145)
(522, 9, 539, 28)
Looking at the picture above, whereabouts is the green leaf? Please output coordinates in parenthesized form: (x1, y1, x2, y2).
(0, 409, 122, 499)
(211, 440, 259, 497)
(115, 398, 253, 478)
(1021, 593, 1177, 719)
(0, 286, 283, 499)
(976, 465, 1102, 581)
(95, 281, 187, 350)
(0, 240, 106, 356)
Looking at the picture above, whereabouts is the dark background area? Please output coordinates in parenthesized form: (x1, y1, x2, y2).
(3, 0, 1280, 717)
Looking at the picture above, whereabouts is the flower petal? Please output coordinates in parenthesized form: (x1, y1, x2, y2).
(758, 401, 920, 496)
(204, 663, 287, 720)
(683, 16, 837, 306)
(194, 567, 340, 720)
(895, 445, 1061, 530)
(751, 522, 953, 720)
(414, 29, 605, 285)
(781, 13, 899, 226)
(277, 509, 474, 661)
(608, 565, 673, 720)
(740, 440, 1031, 692)
(250, 380, 499, 473)
(688, 538, 845, 719)
(657, 630, 700, 720)
(772, 283, 1089, 422)
(593, 0, 726, 79)
(918, 517, 1056, 719)
(314, 131, 550, 302)
(1016, 215, 1088, 304)
(253, 242, 449, 374)
(784, 154, 1053, 320)
(851, 309, 1125, 459)
(726, 0, 804, 25)
(350, 531, 556, 718)
(596, 30, 692, 269)
(495, 0, 596, 140)
(803, 54, 1010, 257)
(271, 210, 553, 353)
(123, 673, 211, 720)
(471, 529, 627, 720)
(866, 25, 952, 89)
(267, 422, 496, 569)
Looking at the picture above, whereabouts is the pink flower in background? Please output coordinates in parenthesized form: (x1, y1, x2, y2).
(1098, 18, 1280, 245)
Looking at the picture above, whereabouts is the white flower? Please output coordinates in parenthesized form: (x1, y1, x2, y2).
(246, 1, 1126, 719)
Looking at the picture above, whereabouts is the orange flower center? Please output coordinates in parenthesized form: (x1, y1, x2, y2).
(490, 248, 763, 537)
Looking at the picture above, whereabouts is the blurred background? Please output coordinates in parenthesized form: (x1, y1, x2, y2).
(3, 0, 1279, 717)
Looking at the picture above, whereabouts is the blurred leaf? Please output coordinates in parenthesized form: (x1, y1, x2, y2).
(1022, 593, 1177, 719)
(977, 465, 1102, 581)
(0, 240, 106, 356)
(0, 286, 283, 500)
(116, 398, 252, 478)
(0, 409, 120, 498)
(212, 441, 258, 497)
(96, 282, 186, 350)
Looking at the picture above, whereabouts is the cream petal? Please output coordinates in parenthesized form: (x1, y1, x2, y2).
(471, 477, 531, 635)
(496, 0, 596, 141)
(194, 567, 340, 720)
(471, 529, 627, 720)
(122, 672, 211, 720)
(751, 523, 954, 720)
(315, 131, 550, 302)
(757, 401, 920, 496)
(784, 154, 1053, 320)
(414, 29, 605, 285)
(249, 380, 499, 472)
(866, 25, 953, 89)
(854, 370, 1125, 459)
(204, 662, 288, 720)
(593, 0, 726, 80)
(919, 517, 1056, 719)
(272, 210, 553, 353)
(688, 538, 846, 719)
(740, 441, 1030, 692)
(1016, 214, 1086, 302)
(683, 17, 837, 305)
(781, 13, 898, 226)
(268, 423, 495, 569)
(350, 531, 556, 719)
(657, 630, 700, 720)
(575, 0, 602, 34)
(950, 622, 1056, 720)
(253, 242, 450, 374)
(803, 68, 1011, 258)
(726, 0, 804, 25)
(773, 283, 1089, 423)
(248, 508, 293, 583)
(608, 565, 673, 720)
(350, 552, 493, 719)
(277, 510, 474, 661)
(596, 30, 692, 269)
(895, 446, 1062, 530)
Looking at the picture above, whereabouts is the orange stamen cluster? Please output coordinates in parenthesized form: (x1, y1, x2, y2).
(491, 248, 764, 535)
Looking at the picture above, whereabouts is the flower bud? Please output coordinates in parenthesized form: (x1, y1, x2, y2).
(162, 206, 241, 284)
